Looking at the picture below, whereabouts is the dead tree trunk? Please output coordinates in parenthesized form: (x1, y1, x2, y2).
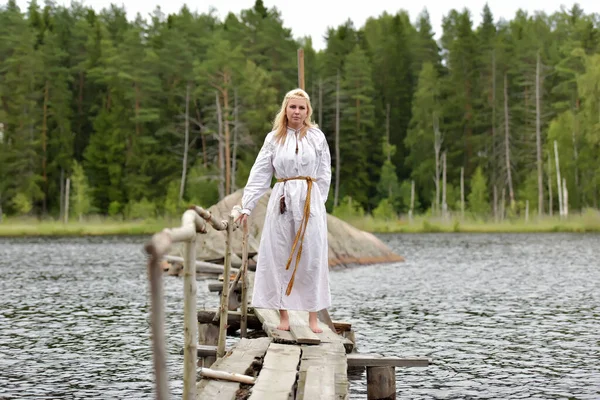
(554, 140, 563, 218)
(318, 78, 323, 128)
(460, 167, 465, 219)
(59, 168, 65, 222)
(179, 82, 190, 204)
(409, 180, 415, 223)
(442, 151, 447, 219)
(433, 113, 442, 216)
(493, 185, 498, 222)
(334, 71, 341, 208)
(492, 50, 498, 220)
(223, 76, 231, 196)
(536, 52, 544, 216)
(216, 92, 225, 200)
(232, 89, 239, 193)
(503, 73, 515, 208)
(547, 152, 553, 217)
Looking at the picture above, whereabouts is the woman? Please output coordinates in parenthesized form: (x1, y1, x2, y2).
(235, 88, 332, 334)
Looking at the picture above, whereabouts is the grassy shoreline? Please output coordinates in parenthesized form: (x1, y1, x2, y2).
(1, 213, 599, 237)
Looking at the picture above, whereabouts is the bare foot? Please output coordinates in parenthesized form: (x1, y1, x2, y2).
(276, 321, 290, 331)
(309, 321, 323, 333)
(308, 311, 322, 333)
(277, 309, 290, 331)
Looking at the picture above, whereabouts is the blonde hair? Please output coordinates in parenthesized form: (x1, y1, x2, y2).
(272, 88, 317, 144)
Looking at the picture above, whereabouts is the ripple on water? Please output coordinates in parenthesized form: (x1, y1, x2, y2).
(1, 233, 599, 399)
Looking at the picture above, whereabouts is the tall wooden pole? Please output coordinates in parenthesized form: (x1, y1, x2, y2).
(297, 48, 305, 90)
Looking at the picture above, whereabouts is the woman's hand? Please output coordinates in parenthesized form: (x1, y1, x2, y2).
(235, 213, 248, 226)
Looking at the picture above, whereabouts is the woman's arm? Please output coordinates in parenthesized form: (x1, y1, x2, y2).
(241, 134, 275, 214)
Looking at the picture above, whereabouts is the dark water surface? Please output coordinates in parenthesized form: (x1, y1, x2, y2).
(1, 233, 599, 399)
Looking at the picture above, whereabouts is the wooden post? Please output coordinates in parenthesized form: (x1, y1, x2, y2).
(297, 48, 305, 90)
(525, 200, 529, 223)
(240, 220, 249, 338)
(64, 178, 70, 224)
(367, 366, 396, 400)
(217, 214, 233, 358)
(198, 323, 219, 368)
(146, 252, 169, 400)
(183, 235, 197, 400)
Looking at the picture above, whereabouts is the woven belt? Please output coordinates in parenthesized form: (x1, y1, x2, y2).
(276, 176, 316, 296)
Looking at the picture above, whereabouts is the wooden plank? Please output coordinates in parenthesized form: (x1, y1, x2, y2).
(249, 343, 301, 400)
(196, 337, 271, 400)
(288, 311, 320, 345)
(302, 366, 335, 400)
(332, 321, 352, 333)
(296, 343, 348, 400)
(347, 353, 429, 368)
(291, 311, 354, 351)
(253, 308, 296, 344)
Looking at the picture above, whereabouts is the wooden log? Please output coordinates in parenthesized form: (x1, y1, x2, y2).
(209, 282, 240, 292)
(163, 255, 239, 274)
(191, 205, 228, 231)
(367, 366, 395, 400)
(197, 309, 262, 330)
(180, 344, 223, 358)
(199, 367, 256, 385)
(347, 353, 429, 368)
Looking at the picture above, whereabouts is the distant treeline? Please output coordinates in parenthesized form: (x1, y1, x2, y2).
(0, 0, 598, 221)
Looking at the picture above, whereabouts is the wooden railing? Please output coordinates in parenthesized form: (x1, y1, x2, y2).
(144, 205, 248, 400)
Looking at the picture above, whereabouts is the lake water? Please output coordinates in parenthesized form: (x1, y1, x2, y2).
(1, 233, 599, 399)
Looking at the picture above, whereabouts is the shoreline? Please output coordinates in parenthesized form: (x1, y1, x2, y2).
(1, 215, 599, 237)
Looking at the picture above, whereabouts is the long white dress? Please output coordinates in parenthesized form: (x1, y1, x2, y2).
(241, 126, 332, 312)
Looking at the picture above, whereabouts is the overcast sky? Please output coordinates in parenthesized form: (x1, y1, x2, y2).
(15, 0, 596, 50)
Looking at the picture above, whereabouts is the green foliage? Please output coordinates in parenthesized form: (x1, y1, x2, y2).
(0, 2, 599, 223)
(126, 198, 157, 220)
(332, 196, 365, 219)
(372, 198, 396, 220)
(185, 162, 220, 209)
(71, 161, 93, 221)
(108, 201, 122, 217)
(12, 193, 33, 215)
(468, 166, 490, 217)
(376, 159, 401, 206)
(163, 180, 181, 217)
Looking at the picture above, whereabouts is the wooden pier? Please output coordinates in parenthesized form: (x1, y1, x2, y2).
(145, 205, 429, 400)
(194, 270, 428, 399)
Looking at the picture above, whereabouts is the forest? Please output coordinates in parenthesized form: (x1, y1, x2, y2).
(1, 0, 599, 224)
